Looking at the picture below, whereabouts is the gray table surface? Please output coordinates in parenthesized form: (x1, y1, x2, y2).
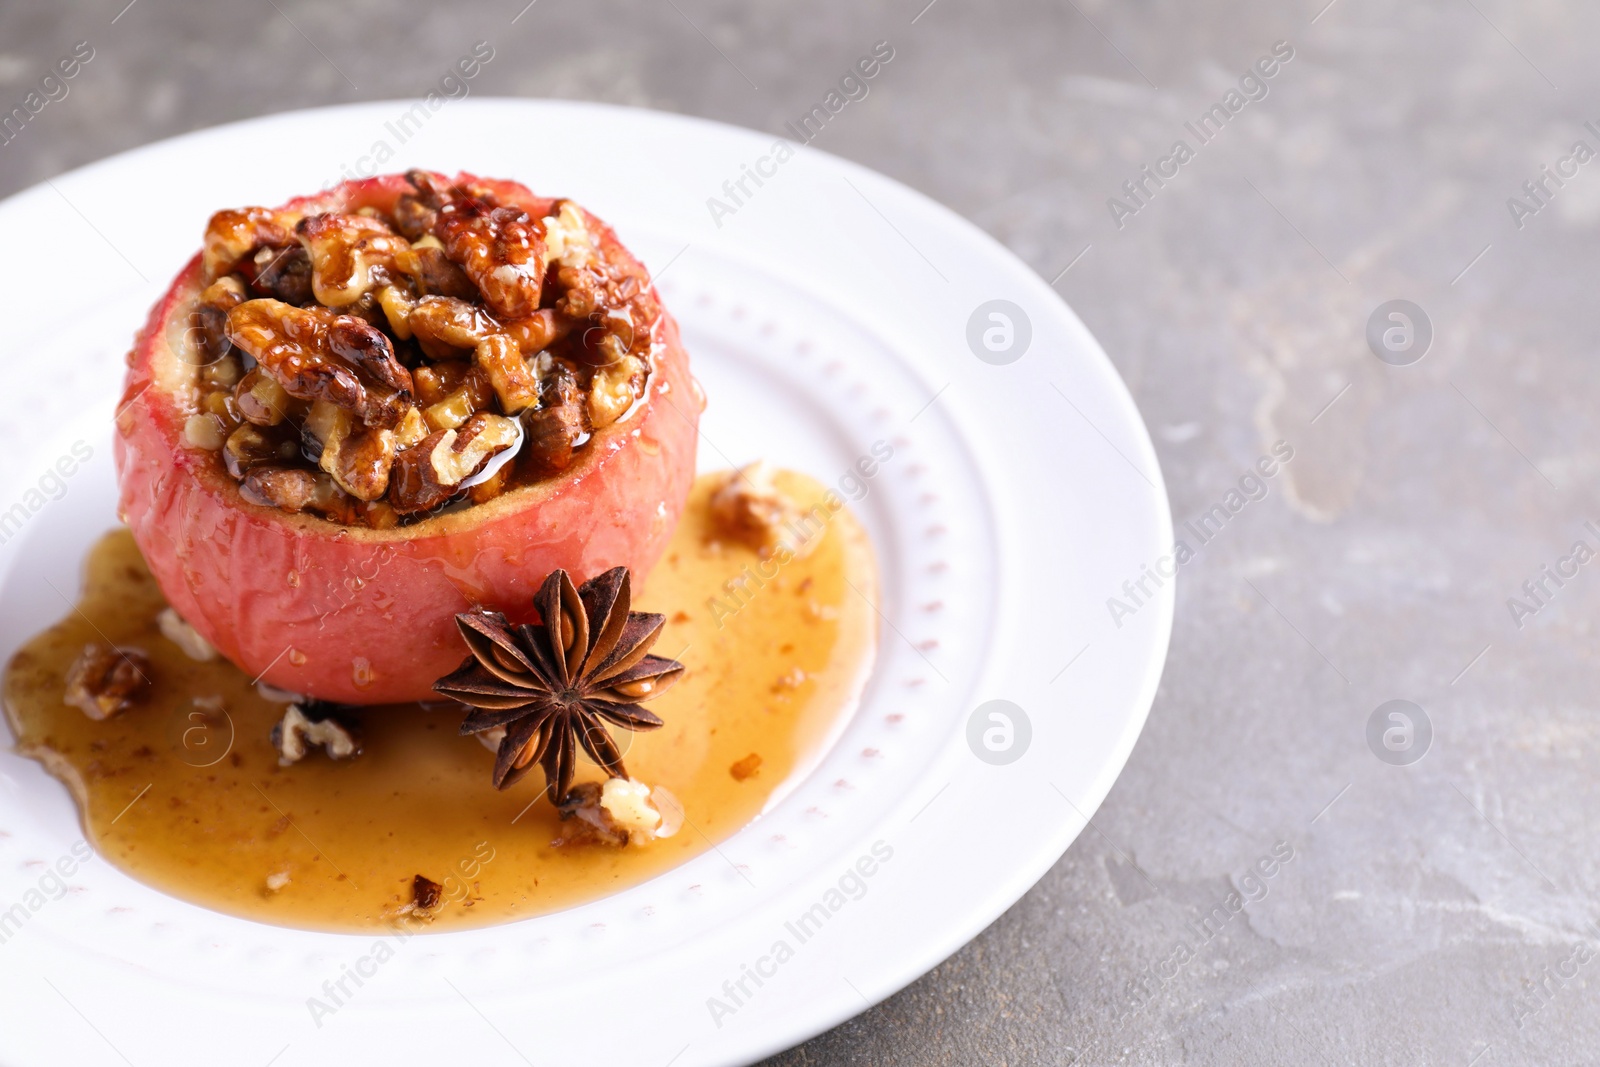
(3, 0, 1594, 1063)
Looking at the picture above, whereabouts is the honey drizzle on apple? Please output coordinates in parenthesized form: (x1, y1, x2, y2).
(2, 471, 876, 933)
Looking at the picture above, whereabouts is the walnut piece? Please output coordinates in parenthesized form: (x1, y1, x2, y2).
(63, 643, 150, 720)
(541, 200, 595, 269)
(399, 244, 478, 299)
(252, 244, 315, 305)
(433, 412, 520, 485)
(183, 413, 228, 451)
(393, 192, 438, 240)
(333, 424, 398, 502)
(588, 354, 644, 429)
(408, 294, 501, 356)
(201, 206, 301, 279)
(233, 368, 294, 427)
(389, 412, 518, 515)
(271, 704, 362, 765)
(223, 423, 295, 480)
(521, 359, 588, 475)
(475, 333, 540, 414)
(240, 467, 320, 512)
(412, 874, 443, 910)
(226, 299, 411, 431)
(708, 461, 808, 553)
(227, 301, 363, 415)
(421, 365, 494, 432)
(296, 212, 404, 307)
(435, 202, 547, 320)
(553, 778, 667, 848)
(157, 607, 216, 662)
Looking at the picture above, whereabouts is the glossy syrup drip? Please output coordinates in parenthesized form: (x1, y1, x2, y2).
(2, 471, 876, 932)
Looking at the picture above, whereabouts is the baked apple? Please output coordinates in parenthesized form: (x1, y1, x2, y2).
(114, 171, 699, 704)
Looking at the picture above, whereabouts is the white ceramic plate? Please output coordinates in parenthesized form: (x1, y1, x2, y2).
(0, 100, 1172, 1067)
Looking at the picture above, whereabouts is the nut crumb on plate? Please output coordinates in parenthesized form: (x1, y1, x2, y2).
(157, 607, 217, 662)
(255, 681, 304, 703)
(729, 753, 763, 781)
(708, 461, 812, 555)
(772, 667, 807, 692)
(63, 643, 150, 720)
(553, 778, 674, 848)
(271, 703, 362, 765)
(474, 725, 506, 753)
(412, 874, 443, 910)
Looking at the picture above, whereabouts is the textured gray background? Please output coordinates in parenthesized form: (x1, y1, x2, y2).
(2, 0, 1596, 1064)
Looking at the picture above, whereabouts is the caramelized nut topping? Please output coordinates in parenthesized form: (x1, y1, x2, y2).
(389, 412, 518, 515)
(408, 295, 500, 356)
(436, 202, 546, 320)
(399, 244, 477, 299)
(588, 355, 644, 429)
(475, 333, 540, 414)
(189, 173, 663, 527)
(521, 359, 589, 476)
(240, 467, 320, 512)
(296, 212, 403, 307)
(392, 193, 437, 240)
(233, 368, 294, 427)
(223, 423, 289, 480)
(202, 207, 300, 279)
(226, 300, 411, 430)
(251, 244, 315, 305)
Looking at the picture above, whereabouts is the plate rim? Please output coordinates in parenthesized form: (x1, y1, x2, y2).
(0, 96, 1174, 1067)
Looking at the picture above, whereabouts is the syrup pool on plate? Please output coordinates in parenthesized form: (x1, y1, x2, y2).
(3, 470, 876, 932)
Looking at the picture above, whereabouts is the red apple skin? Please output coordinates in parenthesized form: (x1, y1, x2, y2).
(114, 174, 700, 704)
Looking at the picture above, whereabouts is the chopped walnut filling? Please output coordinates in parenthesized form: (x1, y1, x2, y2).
(63, 643, 151, 720)
(188, 171, 660, 527)
(270, 703, 362, 765)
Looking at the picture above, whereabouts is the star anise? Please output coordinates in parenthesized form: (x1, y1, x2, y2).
(435, 566, 684, 804)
